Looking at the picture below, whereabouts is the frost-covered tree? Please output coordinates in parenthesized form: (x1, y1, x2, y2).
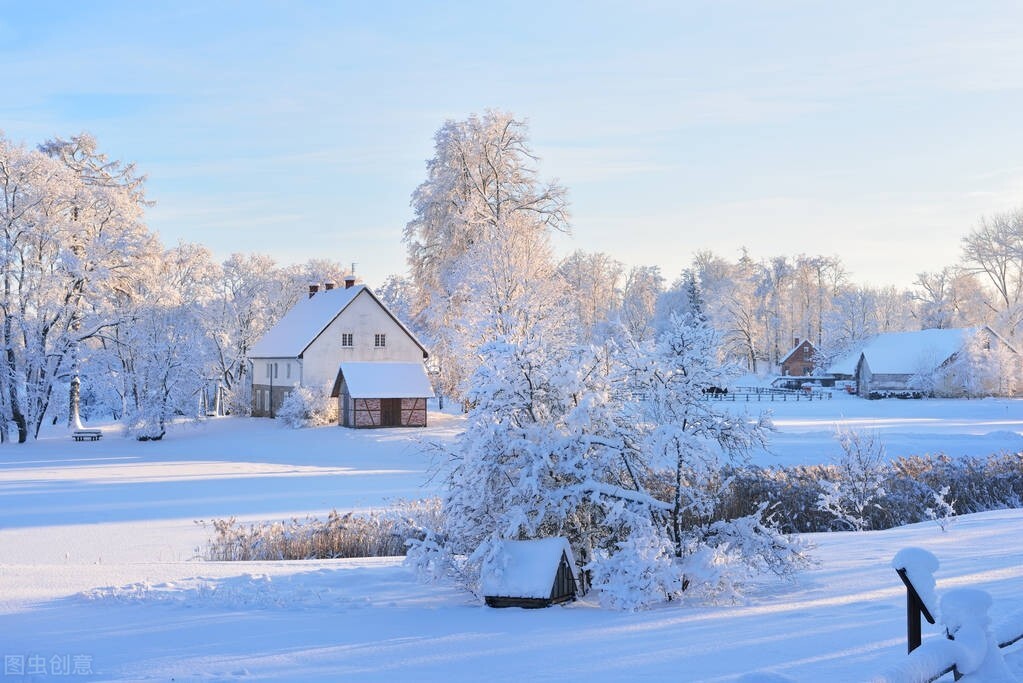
(412, 310, 810, 610)
(558, 250, 623, 342)
(0, 133, 154, 441)
(616, 265, 664, 343)
(912, 267, 990, 331)
(111, 243, 217, 440)
(961, 209, 1023, 336)
(403, 110, 569, 402)
(599, 313, 807, 607)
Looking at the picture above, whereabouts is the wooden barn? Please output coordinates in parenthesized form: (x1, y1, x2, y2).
(481, 538, 579, 609)
(331, 361, 434, 428)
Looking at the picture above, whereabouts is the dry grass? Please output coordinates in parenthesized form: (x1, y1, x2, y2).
(199, 498, 442, 561)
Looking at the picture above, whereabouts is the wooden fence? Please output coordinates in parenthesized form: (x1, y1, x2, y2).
(703, 386, 832, 401)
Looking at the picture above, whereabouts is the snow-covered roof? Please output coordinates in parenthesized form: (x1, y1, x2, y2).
(339, 362, 435, 399)
(250, 286, 427, 359)
(481, 538, 577, 599)
(827, 328, 981, 376)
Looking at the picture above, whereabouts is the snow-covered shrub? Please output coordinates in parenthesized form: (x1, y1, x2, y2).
(926, 485, 957, 532)
(224, 383, 252, 416)
(816, 428, 888, 531)
(276, 384, 336, 428)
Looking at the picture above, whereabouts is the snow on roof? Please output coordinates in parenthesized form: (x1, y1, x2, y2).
(340, 362, 435, 399)
(250, 286, 365, 358)
(250, 286, 428, 359)
(481, 538, 576, 599)
(827, 328, 980, 376)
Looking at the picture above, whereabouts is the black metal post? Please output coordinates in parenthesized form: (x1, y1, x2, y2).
(896, 567, 935, 653)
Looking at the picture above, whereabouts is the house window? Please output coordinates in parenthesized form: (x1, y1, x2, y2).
(266, 363, 271, 378)
(341, 333, 354, 348)
(286, 363, 291, 379)
(273, 362, 279, 378)
(374, 333, 386, 348)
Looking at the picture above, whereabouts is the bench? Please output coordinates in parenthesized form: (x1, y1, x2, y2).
(72, 429, 103, 442)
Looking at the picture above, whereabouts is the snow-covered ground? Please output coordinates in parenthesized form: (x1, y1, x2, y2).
(1, 400, 1021, 681)
(724, 393, 1023, 466)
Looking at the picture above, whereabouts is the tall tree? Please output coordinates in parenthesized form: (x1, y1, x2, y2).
(0, 133, 153, 441)
(403, 110, 569, 401)
(558, 250, 623, 342)
(961, 209, 1023, 336)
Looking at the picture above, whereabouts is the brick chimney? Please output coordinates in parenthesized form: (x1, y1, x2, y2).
(794, 337, 800, 347)
(344, 275, 356, 289)
(308, 284, 320, 298)
(324, 282, 336, 291)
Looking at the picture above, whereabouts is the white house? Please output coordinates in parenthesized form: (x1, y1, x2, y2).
(249, 276, 432, 424)
(827, 326, 1020, 398)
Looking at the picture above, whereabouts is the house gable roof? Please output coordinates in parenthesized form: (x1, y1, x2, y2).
(249, 285, 428, 359)
(480, 538, 578, 599)
(333, 361, 435, 399)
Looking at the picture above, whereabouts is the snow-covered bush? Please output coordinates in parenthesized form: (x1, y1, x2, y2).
(276, 384, 336, 428)
(816, 428, 888, 531)
(926, 485, 957, 532)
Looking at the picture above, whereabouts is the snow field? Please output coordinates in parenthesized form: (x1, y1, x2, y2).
(0, 402, 1021, 681)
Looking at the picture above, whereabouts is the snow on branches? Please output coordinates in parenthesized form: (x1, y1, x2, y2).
(409, 311, 812, 610)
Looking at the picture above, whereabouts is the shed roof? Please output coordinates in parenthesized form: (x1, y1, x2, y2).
(481, 538, 577, 599)
(337, 362, 435, 399)
(249, 286, 427, 359)
(827, 328, 980, 376)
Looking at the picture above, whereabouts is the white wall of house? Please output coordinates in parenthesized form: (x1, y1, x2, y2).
(301, 290, 424, 390)
(253, 358, 301, 385)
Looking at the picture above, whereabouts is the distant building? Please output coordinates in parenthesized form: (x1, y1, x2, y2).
(779, 338, 817, 377)
(249, 276, 432, 424)
(827, 327, 1020, 398)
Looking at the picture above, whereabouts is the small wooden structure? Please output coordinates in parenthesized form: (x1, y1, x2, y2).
(331, 361, 434, 428)
(482, 538, 579, 609)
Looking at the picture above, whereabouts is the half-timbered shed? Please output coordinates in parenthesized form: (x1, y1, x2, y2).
(331, 361, 434, 428)
(249, 276, 430, 418)
(482, 538, 579, 609)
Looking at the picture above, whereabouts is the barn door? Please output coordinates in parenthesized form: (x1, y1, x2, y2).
(380, 398, 402, 426)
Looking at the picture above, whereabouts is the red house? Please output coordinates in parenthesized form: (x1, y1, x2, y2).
(780, 338, 817, 376)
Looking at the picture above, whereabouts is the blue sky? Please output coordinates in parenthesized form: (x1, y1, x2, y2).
(2, 1, 1021, 288)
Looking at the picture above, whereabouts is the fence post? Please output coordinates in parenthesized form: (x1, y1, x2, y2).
(893, 548, 938, 654)
(896, 567, 933, 652)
